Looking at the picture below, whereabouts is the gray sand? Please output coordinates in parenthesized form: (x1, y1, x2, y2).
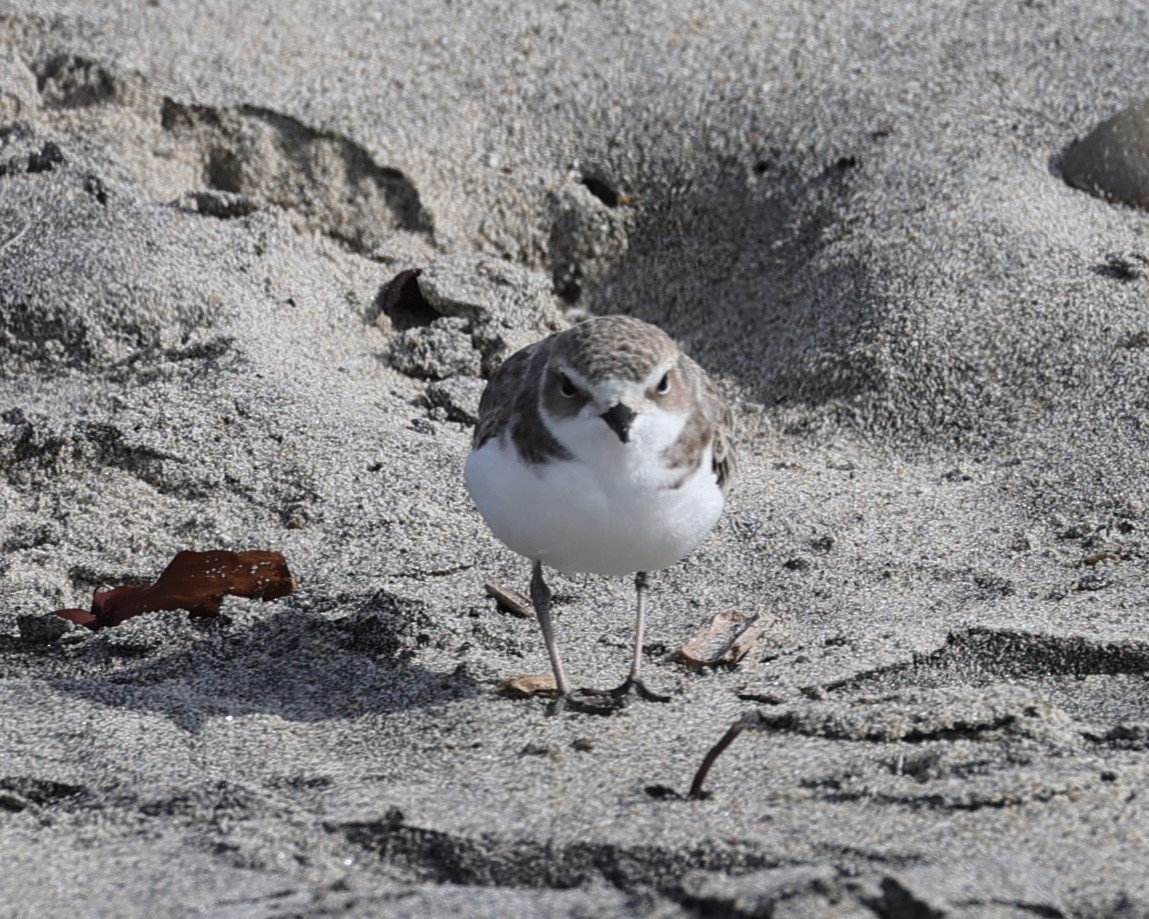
(3, 2, 1149, 916)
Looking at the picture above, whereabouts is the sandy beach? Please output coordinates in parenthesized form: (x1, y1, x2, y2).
(3, 2, 1149, 915)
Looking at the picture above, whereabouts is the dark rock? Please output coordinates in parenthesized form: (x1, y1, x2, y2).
(1063, 99, 1149, 210)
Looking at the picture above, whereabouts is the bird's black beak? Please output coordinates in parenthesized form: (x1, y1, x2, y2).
(601, 403, 636, 443)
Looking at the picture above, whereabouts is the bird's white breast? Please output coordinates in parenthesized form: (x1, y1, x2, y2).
(464, 410, 724, 577)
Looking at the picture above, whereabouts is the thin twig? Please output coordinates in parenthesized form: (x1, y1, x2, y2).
(689, 710, 763, 799)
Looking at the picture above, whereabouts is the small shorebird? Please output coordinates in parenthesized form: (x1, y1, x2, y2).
(465, 315, 735, 714)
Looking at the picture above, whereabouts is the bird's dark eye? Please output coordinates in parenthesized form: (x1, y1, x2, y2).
(656, 372, 671, 395)
(558, 374, 578, 398)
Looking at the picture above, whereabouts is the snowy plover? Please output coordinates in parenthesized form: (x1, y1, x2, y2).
(465, 315, 736, 714)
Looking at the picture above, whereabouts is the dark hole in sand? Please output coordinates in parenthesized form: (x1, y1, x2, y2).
(377, 268, 440, 330)
(580, 175, 621, 208)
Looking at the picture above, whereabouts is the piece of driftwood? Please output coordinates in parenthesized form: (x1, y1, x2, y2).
(497, 674, 558, 698)
(675, 610, 769, 668)
(484, 583, 536, 618)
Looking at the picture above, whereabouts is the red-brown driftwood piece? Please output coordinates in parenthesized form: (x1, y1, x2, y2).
(53, 550, 295, 630)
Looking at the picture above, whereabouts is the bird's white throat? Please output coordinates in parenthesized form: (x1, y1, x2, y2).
(542, 402, 688, 486)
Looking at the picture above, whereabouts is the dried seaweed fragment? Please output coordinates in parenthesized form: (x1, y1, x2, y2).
(675, 610, 769, 668)
(51, 549, 295, 630)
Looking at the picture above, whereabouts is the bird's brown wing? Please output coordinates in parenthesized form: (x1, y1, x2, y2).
(710, 396, 736, 494)
(690, 356, 737, 493)
(472, 343, 537, 449)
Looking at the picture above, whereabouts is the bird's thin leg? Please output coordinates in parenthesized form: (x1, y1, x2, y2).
(626, 570, 650, 682)
(568, 571, 671, 712)
(619, 571, 671, 702)
(530, 560, 571, 710)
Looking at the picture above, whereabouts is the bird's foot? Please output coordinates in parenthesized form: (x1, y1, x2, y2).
(550, 678, 671, 716)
